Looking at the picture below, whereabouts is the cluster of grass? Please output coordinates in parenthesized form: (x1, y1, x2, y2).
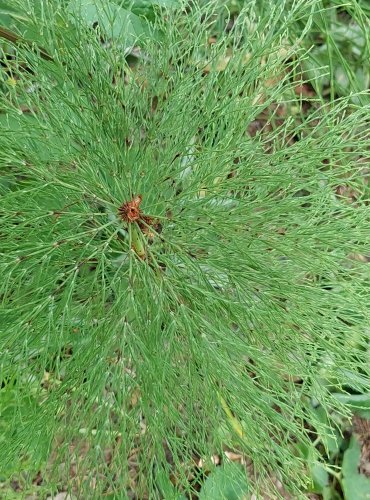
(1, 0, 370, 498)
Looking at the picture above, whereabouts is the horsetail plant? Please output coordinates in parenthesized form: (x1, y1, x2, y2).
(1, 0, 370, 497)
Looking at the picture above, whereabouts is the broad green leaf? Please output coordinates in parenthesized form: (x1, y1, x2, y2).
(324, 486, 342, 500)
(310, 463, 329, 493)
(114, 0, 180, 10)
(114, 0, 181, 20)
(67, 0, 148, 47)
(333, 393, 370, 419)
(199, 462, 249, 500)
(342, 436, 370, 500)
(312, 406, 343, 456)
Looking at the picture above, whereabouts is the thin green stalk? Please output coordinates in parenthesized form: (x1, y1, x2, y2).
(129, 222, 146, 260)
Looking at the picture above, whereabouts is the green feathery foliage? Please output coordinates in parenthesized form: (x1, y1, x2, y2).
(1, 0, 370, 497)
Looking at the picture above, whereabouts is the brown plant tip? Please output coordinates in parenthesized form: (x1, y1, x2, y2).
(118, 195, 162, 240)
(118, 195, 143, 223)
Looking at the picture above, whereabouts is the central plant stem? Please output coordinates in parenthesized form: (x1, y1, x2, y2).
(118, 194, 159, 260)
(130, 223, 146, 260)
